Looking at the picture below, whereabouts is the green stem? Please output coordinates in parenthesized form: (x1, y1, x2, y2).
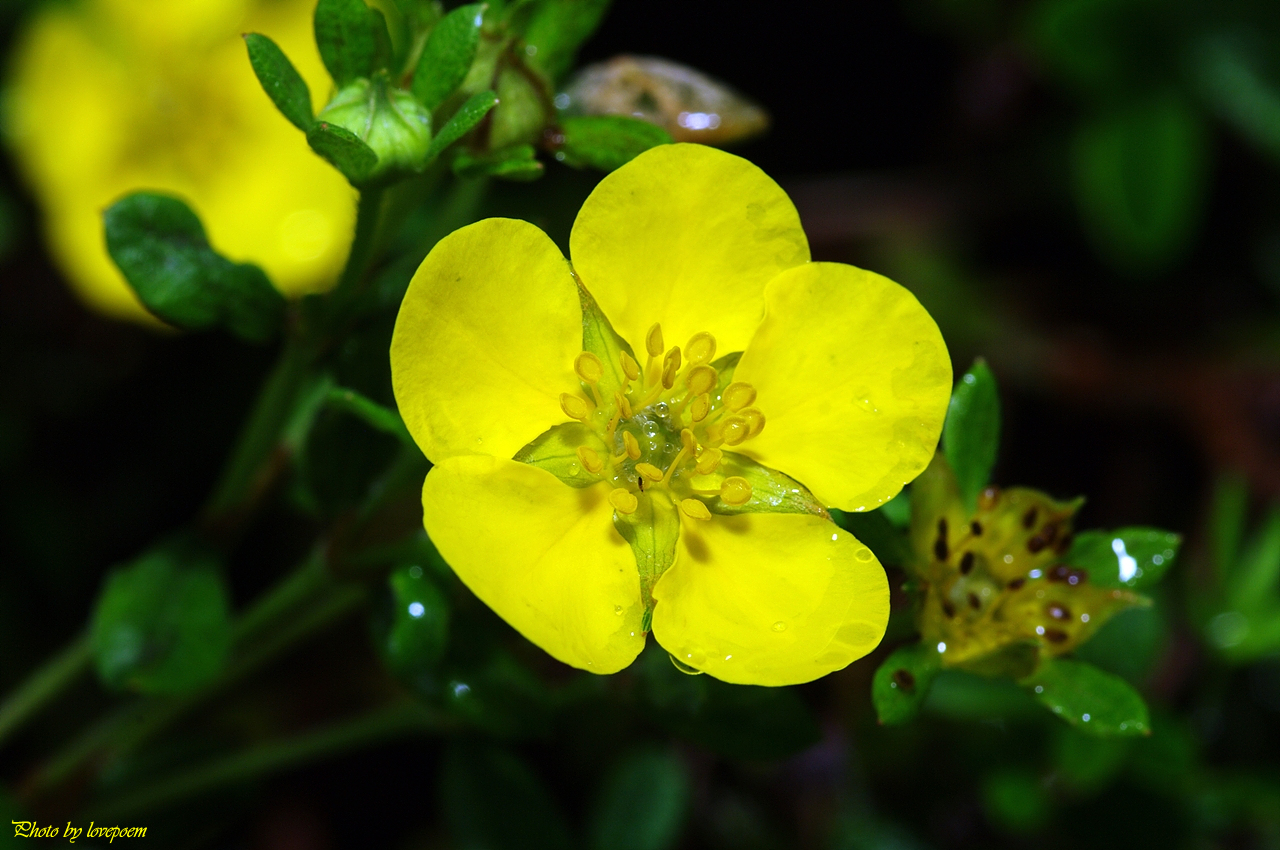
(0, 633, 91, 749)
(327, 386, 416, 448)
(331, 186, 387, 301)
(89, 702, 442, 819)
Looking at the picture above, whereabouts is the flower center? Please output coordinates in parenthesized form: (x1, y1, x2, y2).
(558, 322, 766, 519)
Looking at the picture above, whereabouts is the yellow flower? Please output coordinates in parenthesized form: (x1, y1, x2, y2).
(6, 0, 356, 323)
(390, 144, 952, 686)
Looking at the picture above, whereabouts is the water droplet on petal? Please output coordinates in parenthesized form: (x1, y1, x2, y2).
(772, 621, 787, 632)
(855, 547, 873, 562)
(614, 605, 623, 615)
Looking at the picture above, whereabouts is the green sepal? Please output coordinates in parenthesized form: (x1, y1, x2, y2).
(699, 452, 828, 519)
(244, 33, 314, 131)
(1066, 527, 1181, 589)
(1020, 658, 1150, 736)
(453, 144, 544, 181)
(513, 422, 610, 488)
(490, 66, 549, 149)
(426, 90, 498, 163)
(412, 2, 485, 111)
(518, 0, 611, 81)
(104, 193, 284, 342)
(307, 120, 380, 184)
(555, 116, 672, 172)
(576, 279, 636, 403)
(314, 0, 388, 86)
(943, 357, 1000, 514)
(614, 489, 680, 621)
(375, 564, 450, 693)
(954, 642, 1040, 680)
(872, 642, 941, 725)
(90, 542, 233, 695)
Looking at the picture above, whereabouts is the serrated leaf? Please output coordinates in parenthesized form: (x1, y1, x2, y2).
(556, 115, 672, 171)
(453, 144, 544, 181)
(413, 2, 485, 111)
(589, 750, 690, 850)
(872, 642, 941, 725)
(1066, 527, 1181, 589)
(315, 0, 384, 86)
(307, 121, 379, 183)
(943, 358, 1000, 514)
(519, 0, 611, 81)
(90, 545, 232, 694)
(426, 90, 497, 162)
(244, 33, 313, 131)
(104, 193, 283, 341)
(514, 422, 610, 488)
(1021, 658, 1150, 736)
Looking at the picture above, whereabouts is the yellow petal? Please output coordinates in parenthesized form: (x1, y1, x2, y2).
(651, 513, 888, 686)
(422, 455, 646, 674)
(569, 143, 809, 356)
(735, 262, 951, 512)
(391, 219, 582, 462)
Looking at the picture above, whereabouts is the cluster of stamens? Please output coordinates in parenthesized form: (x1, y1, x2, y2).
(558, 323, 766, 520)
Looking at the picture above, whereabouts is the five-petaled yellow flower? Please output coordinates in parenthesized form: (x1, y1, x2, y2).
(391, 144, 952, 686)
(6, 0, 355, 323)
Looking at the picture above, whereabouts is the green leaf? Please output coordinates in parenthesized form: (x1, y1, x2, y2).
(1072, 93, 1208, 274)
(589, 750, 690, 850)
(314, 0, 385, 86)
(425, 90, 498, 163)
(376, 564, 449, 693)
(514, 422, 610, 488)
(1190, 33, 1280, 163)
(943, 358, 1000, 514)
(440, 742, 572, 850)
(1021, 658, 1150, 736)
(244, 34, 313, 131)
(326, 385, 415, 447)
(453, 143, 544, 181)
(614, 490, 680, 621)
(1050, 723, 1131, 795)
(90, 544, 232, 694)
(872, 642, 941, 725)
(555, 115, 672, 171)
(413, 2, 485, 111)
(1066, 527, 1181, 589)
(104, 193, 284, 341)
(307, 121, 380, 183)
(519, 0, 611, 81)
(981, 769, 1051, 835)
(702, 452, 829, 518)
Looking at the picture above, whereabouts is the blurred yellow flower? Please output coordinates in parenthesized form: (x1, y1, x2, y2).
(391, 144, 952, 686)
(6, 0, 356, 323)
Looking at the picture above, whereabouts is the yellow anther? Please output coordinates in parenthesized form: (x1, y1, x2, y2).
(622, 431, 641, 460)
(691, 393, 711, 422)
(620, 350, 640, 382)
(661, 346, 681, 389)
(614, 390, 632, 419)
(685, 332, 717, 365)
(646, 323, 665, 358)
(560, 393, 590, 421)
(723, 382, 757, 411)
(696, 447, 722, 474)
(635, 462, 664, 482)
(575, 351, 604, 384)
(740, 407, 766, 437)
(685, 365, 717, 396)
(576, 445, 605, 475)
(680, 428, 697, 452)
(680, 498, 712, 521)
(721, 415, 749, 446)
(609, 488, 638, 514)
(720, 476, 753, 506)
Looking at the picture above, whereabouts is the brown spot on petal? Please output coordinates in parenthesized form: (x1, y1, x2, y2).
(1044, 629, 1069, 644)
(1047, 603, 1071, 620)
(959, 552, 975, 575)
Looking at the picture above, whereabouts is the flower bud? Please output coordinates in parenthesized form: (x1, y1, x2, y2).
(317, 73, 432, 178)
